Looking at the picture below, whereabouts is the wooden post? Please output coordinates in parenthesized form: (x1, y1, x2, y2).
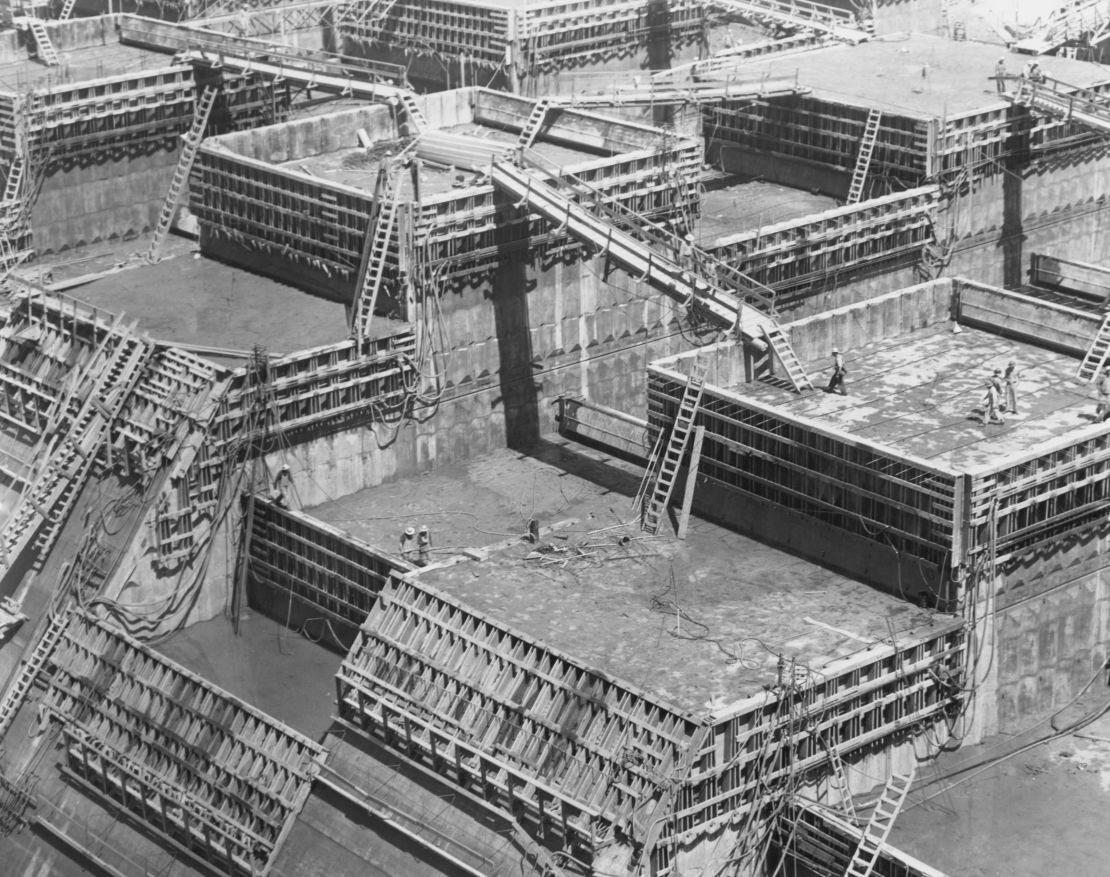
(676, 425, 705, 540)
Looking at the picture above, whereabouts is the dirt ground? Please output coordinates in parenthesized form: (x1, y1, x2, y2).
(892, 700, 1110, 876)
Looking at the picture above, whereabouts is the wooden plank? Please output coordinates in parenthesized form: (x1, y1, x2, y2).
(676, 425, 705, 541)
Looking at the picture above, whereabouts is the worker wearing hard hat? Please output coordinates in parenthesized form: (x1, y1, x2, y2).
(400, 526, 417, 562)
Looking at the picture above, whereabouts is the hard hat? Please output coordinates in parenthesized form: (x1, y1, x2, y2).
(418, 524, 429, 533)
(404, 526, 415, 536)
(281, 463, 290, 472)
(684, 233, 694, 242)
(831, 347, 840, 354)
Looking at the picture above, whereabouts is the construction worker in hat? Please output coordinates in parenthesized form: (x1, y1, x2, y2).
(416, 524, 432, 567)
(400, 526, 417, 562)
(994, 57, 1007, 93)
(825, 348, 847, 395)
(272, 463, 292, 509)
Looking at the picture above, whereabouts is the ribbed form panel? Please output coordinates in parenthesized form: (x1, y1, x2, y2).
(42, 611, 325, 877)
(337, 575, 702, 854)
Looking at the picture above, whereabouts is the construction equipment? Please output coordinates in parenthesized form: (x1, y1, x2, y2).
(843, 764, 916, 877)
(641, 369, 706, 535)
(1078, 312, 1110, 380)
(1012, 0, 1110, 54)
(847, 109, 882, 205)
(147, 85, 219, 263)
(351, 165, 405, 341)
(763, 324, 813, 392)
(518, 98, 551, 148)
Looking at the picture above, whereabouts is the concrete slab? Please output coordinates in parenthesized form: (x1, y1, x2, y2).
(742, 324, 1093, 470)
(732, 33, 1110, 116)
(0, 43, 163, 93)
(68, 254, 351, 362)
(306, 437, 938, 715)
(697, 179, 838, 242)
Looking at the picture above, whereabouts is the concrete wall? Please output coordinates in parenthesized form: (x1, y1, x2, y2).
(267, 249, 693, 509)
(212, 104, 395, 162)
(957, 281, 1099, 355)
(32, 148, 177, 253)
(991, 531, 1110, 733)
(873, 0, 943, 37)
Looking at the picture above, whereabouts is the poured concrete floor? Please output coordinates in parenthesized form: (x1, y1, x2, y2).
(66, 253, 348, 362)
(742, 324, 1096, 470)
(698, 180, 839, 243)
(307, 437, 941, 714)
(732, 33, 1110, 116)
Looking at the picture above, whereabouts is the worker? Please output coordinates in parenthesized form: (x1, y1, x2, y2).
(990, 368, 1004, 398)
(995, 57, 1008, 93)
(416, 525, 432, 566)
(825, 348, 847, 395)
(676, 232, 695, 267)
(1003, 360, 1018, 413)
(980, 379, 1005, 425)
(399, 526, 417, 562)
(1031, 62, 1046, 83)
(272, 463, 293, 509)
(1096, 369, 1110, 421)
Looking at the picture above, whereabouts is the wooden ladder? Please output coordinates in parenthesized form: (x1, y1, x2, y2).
(847, 109, 882, 205)
(844, 764, 916, 877)
(147, 85, 219, 263)
(24, 18, 60, 67)
(822, 736, 859, 824)
(763, 323, 813, 392)
(642, 369, 706, 535)
(58, 0, 77, 20)
(352, 167, 404, 341)
(399, 92, 427, 135)
(1078, 312, 1110, 380)
(518, 98, 551, 148)
(2, 155, 24, 206)
(0, 606, 70, 740)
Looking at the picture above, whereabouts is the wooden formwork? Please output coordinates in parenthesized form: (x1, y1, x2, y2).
(245, 496, 408, 635)
(337, 574, 703, 856)
(653, 622, 966, 874)
(707, 186, 939, 296)
(40, 610, 325, 877)
(647, 366, 961, 575)
(707, 95, 932, 185)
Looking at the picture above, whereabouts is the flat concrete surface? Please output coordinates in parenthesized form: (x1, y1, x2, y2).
(743, 325, 1094, 470)
(306, 437, 938, 714)
(288, 124, 597, 195)
(698, 179, 838, 242)
(893, 702, 1110, 877)
(0, 42, 165, 93)
(156, 610, 343, 741)
(67, 253, 348, 360)
(734, 33, 1110, 116)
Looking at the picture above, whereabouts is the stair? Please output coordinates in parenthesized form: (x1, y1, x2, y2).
(642, 369, 706, 535)
(399, 93, 427, 135)
(763, 323, 813, 392)
(1078, 312, 1110, 380)
(0, 606, 71, 740)
(146, 86, 219, 263)
(518, 98, 551, 149)
(59, 0, 77, 21)
(23, 18, 60, 67)
(351, 168, 404, 340)
(847, 108, 882, 205)
(844, 764, 916, 877)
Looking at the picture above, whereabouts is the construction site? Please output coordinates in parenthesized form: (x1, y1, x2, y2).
(0, 0, 1108, 875)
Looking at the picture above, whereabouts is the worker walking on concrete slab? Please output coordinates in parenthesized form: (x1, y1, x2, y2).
(995, 57, 1008, 92)
(400, 526, 417, 562)
(1003, 360, 1018, 413)
(417, 525, 432, 566)
(825, 348, 847, 395)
